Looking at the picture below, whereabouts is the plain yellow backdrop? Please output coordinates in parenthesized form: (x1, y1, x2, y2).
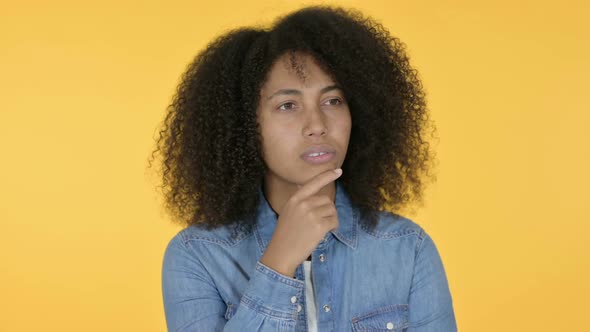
(1, 0, 588, 331)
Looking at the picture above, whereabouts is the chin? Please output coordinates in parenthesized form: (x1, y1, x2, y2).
(300, 162, 339, 175)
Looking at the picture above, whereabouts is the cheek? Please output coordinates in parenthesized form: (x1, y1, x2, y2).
(260, 126, 295, 161)
(333, 110, 352, 134)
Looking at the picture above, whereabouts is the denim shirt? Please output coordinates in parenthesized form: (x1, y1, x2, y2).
(162, 181, 457, 331)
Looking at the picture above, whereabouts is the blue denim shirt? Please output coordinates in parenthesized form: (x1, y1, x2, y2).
(162, 181, 457, 331)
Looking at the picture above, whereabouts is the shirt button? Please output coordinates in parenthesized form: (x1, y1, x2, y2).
(319, 254, 325, 262)
(386, 322, 394, 330)
(297, 304, 302, 312)
(290, 296, 297, 304)
(323, 304, 331, 312)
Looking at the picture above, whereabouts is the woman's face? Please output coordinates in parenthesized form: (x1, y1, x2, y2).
(256, 52, 352, 189)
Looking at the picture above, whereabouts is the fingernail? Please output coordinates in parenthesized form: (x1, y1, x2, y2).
(334, 168, 342, 175)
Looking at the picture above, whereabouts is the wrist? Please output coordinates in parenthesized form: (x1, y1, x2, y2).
(260, 254, 296, 278)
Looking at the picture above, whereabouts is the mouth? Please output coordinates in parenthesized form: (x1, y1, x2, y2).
(301, 151, 336, 164)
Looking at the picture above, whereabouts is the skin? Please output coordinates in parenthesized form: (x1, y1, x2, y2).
(256, 52, 352, 217)
(256, 52, 352, 275)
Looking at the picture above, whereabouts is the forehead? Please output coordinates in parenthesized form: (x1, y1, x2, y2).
(261, 52, 335, 91)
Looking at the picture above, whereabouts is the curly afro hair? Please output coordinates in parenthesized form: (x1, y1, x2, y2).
(147, 5, 438, 238)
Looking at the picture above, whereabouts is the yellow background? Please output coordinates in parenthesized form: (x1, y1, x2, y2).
(1, 0, 588, 330)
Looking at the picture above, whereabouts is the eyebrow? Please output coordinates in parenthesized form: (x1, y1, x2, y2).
(265, 84, 343, 101)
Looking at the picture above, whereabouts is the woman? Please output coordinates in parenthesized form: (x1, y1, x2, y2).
(152, 5, 457, 331)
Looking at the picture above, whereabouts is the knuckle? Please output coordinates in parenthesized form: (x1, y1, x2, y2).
(291, 193, 302, 203)
(331, 218, 339, 228)
(311, 210, 321, 219)
(324, 218, 337, 229)
(300, 199, 311, 210)
(318, 195, 331, 204)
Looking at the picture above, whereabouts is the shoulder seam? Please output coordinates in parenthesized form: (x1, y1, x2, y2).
(360, 225, 421, 239)
(179, 227, 254, 247)
(415, 227, 428, 257)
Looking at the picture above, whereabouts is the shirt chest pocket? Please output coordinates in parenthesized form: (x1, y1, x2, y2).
(351, 304, 409, 332)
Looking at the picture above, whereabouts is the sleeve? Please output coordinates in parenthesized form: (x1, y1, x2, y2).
(161, 234, 304, 332)
(407, 229, 458, 331)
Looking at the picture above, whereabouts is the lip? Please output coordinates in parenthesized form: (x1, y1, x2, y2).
(300, 144, 337, 164)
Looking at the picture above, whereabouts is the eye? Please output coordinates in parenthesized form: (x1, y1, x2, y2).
(324, 98, 342, 106)
(278, 102, 296, 111)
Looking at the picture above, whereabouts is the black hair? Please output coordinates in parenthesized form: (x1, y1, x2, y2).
(147, 5, 437, 237)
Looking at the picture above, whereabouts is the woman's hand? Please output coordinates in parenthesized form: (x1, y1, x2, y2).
(260, 168, 342, 277)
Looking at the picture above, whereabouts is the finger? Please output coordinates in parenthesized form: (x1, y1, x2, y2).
(295, 168, 342, 200)
(301, 195, 332, 208)
(312, 203, 338, 218)
(319, 213, 339, 232)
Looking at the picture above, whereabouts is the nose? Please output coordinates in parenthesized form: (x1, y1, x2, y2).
(303, 106, 327, 137)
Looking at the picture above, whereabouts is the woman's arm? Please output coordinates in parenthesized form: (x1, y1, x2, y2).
(162, 235, 302, 332)
(407, 229, 458, 331)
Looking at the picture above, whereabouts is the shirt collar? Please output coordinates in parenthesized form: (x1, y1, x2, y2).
(254, 180, 359, 255)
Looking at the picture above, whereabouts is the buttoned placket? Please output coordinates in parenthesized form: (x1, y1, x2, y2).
(293, 264, 307, 331)
(315, 235, 333, 331)
(292, 234, 333, 331)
